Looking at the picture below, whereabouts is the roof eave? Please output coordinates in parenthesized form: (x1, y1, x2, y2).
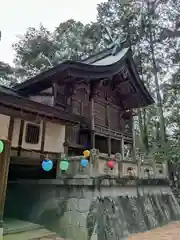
(0, 92, 83, 125)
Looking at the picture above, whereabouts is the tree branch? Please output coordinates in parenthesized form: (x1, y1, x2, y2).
(159, 28, 180, 41)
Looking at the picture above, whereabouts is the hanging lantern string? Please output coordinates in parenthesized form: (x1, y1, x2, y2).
(0, 137, 90, 161)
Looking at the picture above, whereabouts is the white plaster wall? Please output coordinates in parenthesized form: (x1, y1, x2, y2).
(41, 87, 52, 94)
(11, 118, 65, 153)
(11, 118, 21, 147)
(29, 95, 54, 106)
(28, 87, 53, 105)
(0, 114, 10, 140)
(44, 122, 65, 153)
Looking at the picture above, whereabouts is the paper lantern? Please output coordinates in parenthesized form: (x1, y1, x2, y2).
(42, 159, 53, 171)
(107, 160, 115, 169)
(80, 159, 88, 168)
(83, 150, 90, 158)
(0, 140, 4, 153)
(60, 160, 69, 171)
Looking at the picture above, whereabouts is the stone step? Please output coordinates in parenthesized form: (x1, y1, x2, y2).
(4, 228, 57, 240)
(3, 219, 59, 240)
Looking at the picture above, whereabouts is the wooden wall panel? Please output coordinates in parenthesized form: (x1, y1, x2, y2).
(94, 102, 106, 126)
(108, 106, 121, 130)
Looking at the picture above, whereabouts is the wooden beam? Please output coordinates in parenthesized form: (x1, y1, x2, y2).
(30, 92, 53, 96)
(0, 94, 84, 124)
(11, 147, 62, 156)
(64, 126, 69, 156)
(0, 102, 82, 126)
(40, 120, 46, 160)
(17, 120, 24, 156)
(7, 117, 14, 143)
(0, 140, 11, 239)
(108, 137, 111, 157)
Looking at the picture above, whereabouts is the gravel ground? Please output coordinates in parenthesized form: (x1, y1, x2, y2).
(128, 221, 180, 240)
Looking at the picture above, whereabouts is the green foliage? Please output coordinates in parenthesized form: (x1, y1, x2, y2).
(12, 20, 105, 77)
(0, 61, 18, 87)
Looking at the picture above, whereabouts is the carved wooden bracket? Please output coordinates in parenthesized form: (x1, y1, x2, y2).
(89, 81, 102, 99)
(122, 110, 132, 119)
(121, 68, 128, 79)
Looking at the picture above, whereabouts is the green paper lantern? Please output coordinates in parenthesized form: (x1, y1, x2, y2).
(0, 140, 4, 153)
(60, 160, 69, 171)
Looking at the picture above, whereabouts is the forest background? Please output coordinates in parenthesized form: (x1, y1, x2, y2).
(1, 0, 180, 174)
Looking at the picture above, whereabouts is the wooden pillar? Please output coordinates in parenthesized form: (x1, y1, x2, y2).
(121, 136, 124, 160)
(0, 140, 11, 239)
(108, 137, 111, 157)
(106, 103, 111, 156)
(17, 119, 24, 156)
(40, 120, 46, 160)
(90, 97, 95, 149)
(132, 115, 136, 161)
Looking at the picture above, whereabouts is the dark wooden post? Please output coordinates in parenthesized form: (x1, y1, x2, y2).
(108, 137, 111, 157)
(106, 103, 111, 156)
(0, 140, 11, 239)
(89, 91, 95, 149)
(40, 120, 46, 161)
(121, 136, 124, 160)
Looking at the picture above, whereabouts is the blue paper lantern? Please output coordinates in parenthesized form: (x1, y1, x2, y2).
(42, 159, 53, 171)
(80, 159, 88, 168)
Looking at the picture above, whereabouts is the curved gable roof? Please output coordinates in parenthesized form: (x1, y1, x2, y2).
(13, 47, 154, 108)
(13, 47, 130, 92)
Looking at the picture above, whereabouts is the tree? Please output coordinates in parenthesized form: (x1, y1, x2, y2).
(0, 61, 18, 87)
(13, 20, 105, 78)
(13, 24, 57, 77)
(96, 0, 180, 159)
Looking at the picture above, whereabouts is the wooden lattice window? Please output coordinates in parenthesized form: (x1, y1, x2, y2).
(25, 123, 40, 144)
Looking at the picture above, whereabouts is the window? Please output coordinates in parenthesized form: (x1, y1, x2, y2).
(25, 123, 40, 144)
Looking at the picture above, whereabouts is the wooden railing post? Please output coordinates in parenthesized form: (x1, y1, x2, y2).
(0, 140, 11, 239)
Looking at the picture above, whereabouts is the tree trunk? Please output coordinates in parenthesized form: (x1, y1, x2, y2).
(147, 2, 166, 150)
(138, 109, 149, 153)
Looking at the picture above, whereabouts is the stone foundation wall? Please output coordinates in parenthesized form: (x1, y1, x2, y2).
(4, 179, 180, 240)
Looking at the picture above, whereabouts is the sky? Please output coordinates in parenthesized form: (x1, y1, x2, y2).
(0, 0, 107, 65)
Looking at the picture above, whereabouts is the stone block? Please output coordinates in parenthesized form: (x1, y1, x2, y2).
(66, 198, 79, 211)
(78, 198, 91, 213)
(59, 210, 88, 240)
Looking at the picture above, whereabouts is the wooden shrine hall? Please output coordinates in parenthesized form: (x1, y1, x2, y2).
(12, 46, 154, 157)
(0, 44, 154, 238)
(0, 44, 154, 183)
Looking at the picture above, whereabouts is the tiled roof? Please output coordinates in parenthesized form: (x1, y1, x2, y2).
(0, 85, 20, 97)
